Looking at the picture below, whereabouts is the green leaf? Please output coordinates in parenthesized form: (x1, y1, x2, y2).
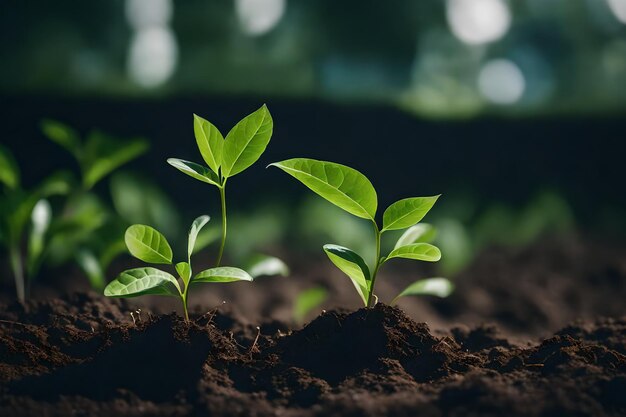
(76, 250, 106, 290)
(27, 199, 52, 275)
(269, 158, 377, 220)
(41, 119, 81, 159)
(382, 196, 440, 231)
(82, 131, 149, 189)
(104, 267, 181, 297)
(293, 287, 328, 324)
(221, 104, 273, 177)
(245, 254, 289, 278)
(194, 114, 224, 173)
(0, 145, 20, 189)
(125, 224, 173, 264)
(394, 223, 437, 250)
(167, 158, 221, 187)
(175, 261, 191, 285)
(193, 266, 253, 283)
(386, 243, 441, 262)
(188, 215, 210, 261)
(323, 244, 370, 305)
(392, 278, 454, 305)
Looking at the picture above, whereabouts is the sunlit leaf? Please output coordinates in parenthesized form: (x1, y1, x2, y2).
(167, 158, 221, 187)
(293, 286, 328, 324)
(269, 158, 377, 220)
(193, 266, 253, 283)
(41, 119, 81, 159)
(382, 196, 439, 231)
(323, 244, 370, 305)
(394, 223, 437, 250)
(392, 278, 454, 305)
(188, 215, 210, 260)
(0, 145, 20, 189)
(104, 267, 180, 297)
(386, 243, 441, 262)
(194, 114, 224, 173)
(76, 250, 106, 290)
(175, 261, 191, 286)
(125, 224, 173, 264)
(221, 104, 273, 177)
(246, 254, 289, 278)
(82, 131, 149, 189)
(27, 199, 52, 275)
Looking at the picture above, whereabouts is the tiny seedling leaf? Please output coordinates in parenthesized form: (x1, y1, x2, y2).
(27, 199, 52, 274)
(193, 266, 253, 283)
(269, 158, 377, 220)
(323, 244, 370, 305)
(222, 104, 273, 178)
(246, 254, 289, 278)
(76, 250, 106, 290)
(175, 261, 191, 285)
(41, 119, 81, 159)
(392, 277, 454, 305)
(193, 114, 224, 173)
(188, 215, 210, 261)
(382, 196, 439, 231)
(0, 145, 20, 189)
(386, 243, 441, 262)
(167, 158, 221, 187)
(125, 224, 173, 264)
(394, 223, 437, 250)
(104, 267, 180, 297)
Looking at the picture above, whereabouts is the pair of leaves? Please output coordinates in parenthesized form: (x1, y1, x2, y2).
(41, 120, 149, 190)
(269, 158, 439, 231)
(323, 242, 441, 306)
(169, 104, 273, 184)
(105, 217, 252, 298)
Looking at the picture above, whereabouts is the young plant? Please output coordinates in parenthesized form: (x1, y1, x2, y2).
(104, 216, 253, 320)
(270, 158, 453, 307)
(167, 104, 273, 267)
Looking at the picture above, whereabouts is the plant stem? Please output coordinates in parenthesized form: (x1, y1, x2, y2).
(367, 221, 382, 308)
(216, 185, 227, 267)
(182, 288, 190, 322)
(9, 246, 25, 303)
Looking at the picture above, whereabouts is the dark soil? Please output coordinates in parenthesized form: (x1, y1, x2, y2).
(0, 294, 624, 416)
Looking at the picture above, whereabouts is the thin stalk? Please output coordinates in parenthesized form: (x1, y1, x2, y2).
(367, 221, 382, 307)
(215, 185, 227, 267)
(9, 245, 25, 303)
(181, 286, 190, 322)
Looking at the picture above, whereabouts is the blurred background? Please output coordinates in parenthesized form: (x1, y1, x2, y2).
(1, 0, 625, 331)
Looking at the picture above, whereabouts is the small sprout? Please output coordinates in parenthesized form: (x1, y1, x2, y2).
(270, 158, 454, 306)
(168, 105, 274, 267)
(104, 216, 253, 321)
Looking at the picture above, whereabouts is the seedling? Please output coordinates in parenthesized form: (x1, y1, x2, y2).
(104, 216, 253, 320)
(168, 105, 273, 267)
(270, 158, 453, 307)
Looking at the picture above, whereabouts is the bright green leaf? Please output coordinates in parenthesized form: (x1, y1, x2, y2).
(246, 254, 289, 278)
(27, 199, 52, 275)
(82, 131, 149, 189)
(0, 145, 20, 189)
(382, 196, 440, 231)
(269, 158, 377, 220)
(41, 119, 81, 159)
(386, 243, 441, 262)
(193, 114, 224, 173)
(76, 250, 106, 290)
(167, 158, 221, 187)
(394, 223, 437, 250)
(221, 104, 273, 177)
(175, 261, 191, 285)
(293, 286, 328, 324)
(125, 224, 173, 264)
(323, 244, 370, 305)
(188, 215, 210, 261)
(104, 267, 181, 297)
(193, 266, 253, 283)
(392, 278, 454, 305)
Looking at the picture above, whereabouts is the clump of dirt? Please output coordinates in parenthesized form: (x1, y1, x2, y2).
(0, 293, 624, 416)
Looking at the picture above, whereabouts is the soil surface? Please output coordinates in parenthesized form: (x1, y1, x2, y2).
(0, 294, 625, 416)
(1, 236, 625, 416)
